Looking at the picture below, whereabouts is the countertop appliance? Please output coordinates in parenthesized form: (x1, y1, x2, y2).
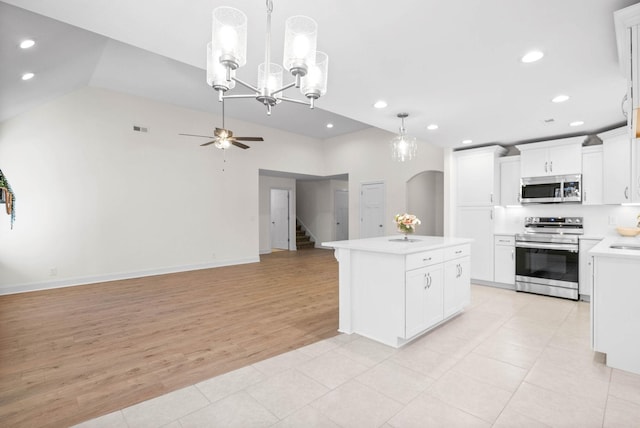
(520, 174, 582, 204)
(515, 216, 583, 300)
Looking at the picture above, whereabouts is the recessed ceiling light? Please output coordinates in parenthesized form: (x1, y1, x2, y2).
(427, 124, 439, 130)
(461, 139, 473, 145)
(552, 94, 569, 103)
(21, 72, 34, 81)
(569, 120, 584, 127)
(326, 123, 334, 129)
(20, 39, 35, 49)
(373, 100, 387, 109)
(521, 50, 544, 63)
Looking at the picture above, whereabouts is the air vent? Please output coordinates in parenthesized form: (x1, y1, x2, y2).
(133, 125, 148, 133)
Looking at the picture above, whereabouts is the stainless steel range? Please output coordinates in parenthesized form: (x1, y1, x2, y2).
(515, 216, 583, 300)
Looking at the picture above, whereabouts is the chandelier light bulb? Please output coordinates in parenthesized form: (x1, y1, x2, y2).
(219, 26, 238, 52)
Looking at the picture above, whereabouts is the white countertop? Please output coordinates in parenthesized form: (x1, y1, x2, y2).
(322, 235, 473, 255)
(590, 236, 640, 260)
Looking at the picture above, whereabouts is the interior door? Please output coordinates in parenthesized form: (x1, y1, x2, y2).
(360, 182, 385, 238)
(334, 190, 349, 240)
(270, 188, 290, 250)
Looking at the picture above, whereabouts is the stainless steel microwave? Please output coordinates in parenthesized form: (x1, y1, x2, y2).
(520, 174, 581, 204)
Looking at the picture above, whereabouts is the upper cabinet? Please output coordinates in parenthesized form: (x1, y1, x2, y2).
(614, 3, 640, 135)
(454, 145, 507, 206)
(602, 127, 632, 204)
(582, 146, 603, 206)
(516, 137, 584, 178)
(498, 156, 521, 206)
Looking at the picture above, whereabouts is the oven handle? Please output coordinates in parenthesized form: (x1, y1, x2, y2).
(515, 241, 578, 251)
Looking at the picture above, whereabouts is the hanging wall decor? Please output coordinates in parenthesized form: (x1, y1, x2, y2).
(0, 169, 15, 229)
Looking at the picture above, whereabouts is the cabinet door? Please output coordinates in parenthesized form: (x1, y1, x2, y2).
(582, 148, 603, 205)
(494, 241, 515, 285)
(633, 138, 640, 203)
(520, 147, 548, 177)
(405, 265, 444, 338)
(603, 134, 632, 204)
(578, 239, 600, 298)
(444, 257, 470, 318)
(456, 207, 494, 282)
(456, 151, 495, 206)
(499, 157, 521, 206)
(548, 144, 582, 175)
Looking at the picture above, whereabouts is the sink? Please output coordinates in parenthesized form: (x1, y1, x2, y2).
(609, 244, 640, 250)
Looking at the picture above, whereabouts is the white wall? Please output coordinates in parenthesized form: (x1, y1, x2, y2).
(258, 175, 296, 254)
(0, 87, 325, 293)
(323, 127, 445, 239)
(296, 178, 348, 245)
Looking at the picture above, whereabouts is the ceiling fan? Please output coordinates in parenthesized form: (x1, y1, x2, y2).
(179, 100, 263, 150)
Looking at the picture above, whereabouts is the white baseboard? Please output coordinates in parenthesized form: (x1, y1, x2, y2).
(0, 256, 260, 296)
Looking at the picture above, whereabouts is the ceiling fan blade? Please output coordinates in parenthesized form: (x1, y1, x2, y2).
(180, 133, 215, 138)
(230, 140, 250, 149)
(234, 137, 264, 141)
(200, 140, 217, 146)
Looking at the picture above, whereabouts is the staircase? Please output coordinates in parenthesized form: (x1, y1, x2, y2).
(296, 222, 315, 249)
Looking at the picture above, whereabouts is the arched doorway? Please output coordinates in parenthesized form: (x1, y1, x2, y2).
(406, 171, 444, 236)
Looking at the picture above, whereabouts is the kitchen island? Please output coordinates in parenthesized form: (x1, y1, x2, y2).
(322, 235, 473, 348)
(590, 236, 640, 375)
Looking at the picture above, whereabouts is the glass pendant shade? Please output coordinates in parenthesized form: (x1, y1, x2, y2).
(211, 7, 247, 70)
(258, 63, 283, 94)
(391, 135, 417, 162)
(283, 15, 317, 75)
(214, 139, 232, 150)
(207, 42, 236, 90)
(301, 51, 328, 98)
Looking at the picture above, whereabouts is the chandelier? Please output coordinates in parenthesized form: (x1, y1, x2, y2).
(207, 0, 328, 115)
(391, 113, 417, 162)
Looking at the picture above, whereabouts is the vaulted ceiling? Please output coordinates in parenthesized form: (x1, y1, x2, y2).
(1, 0, 637, 147)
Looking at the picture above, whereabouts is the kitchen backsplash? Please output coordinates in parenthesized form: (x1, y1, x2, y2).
(494, 204, 640, 237)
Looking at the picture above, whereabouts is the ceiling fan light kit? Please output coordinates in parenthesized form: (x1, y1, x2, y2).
(207, 0, 328, 115)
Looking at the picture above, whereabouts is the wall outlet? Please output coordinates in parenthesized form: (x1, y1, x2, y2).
(49, 267, 57, 277)
(608, 216, 617, 225)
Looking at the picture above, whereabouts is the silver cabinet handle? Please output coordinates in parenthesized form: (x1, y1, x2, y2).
(455, 250, 462, 254)
(490, 209, 493, 220)
(584, 191, 587, 202)
(490, 193, 493, 203)
(625, 186, 629, 200)
(550, 161, 553, 172)
(544, 161, 548, 173)
(423, 257, 431, 262)
(426, 273, 432, 288)
(424, 273, 428, 289)
(511, 250, 514, 260)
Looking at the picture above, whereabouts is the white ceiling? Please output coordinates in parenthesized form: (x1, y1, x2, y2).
(1, 0, 637, 148)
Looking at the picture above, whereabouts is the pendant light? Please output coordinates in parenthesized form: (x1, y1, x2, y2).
(391, 113, 417, 162)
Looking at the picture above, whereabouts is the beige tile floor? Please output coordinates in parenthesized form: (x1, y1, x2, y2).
(73, 285, 640, 428)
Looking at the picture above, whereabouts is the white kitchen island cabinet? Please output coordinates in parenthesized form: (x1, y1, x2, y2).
(322, 236, 472, 348)
(590, 237, 640, 375)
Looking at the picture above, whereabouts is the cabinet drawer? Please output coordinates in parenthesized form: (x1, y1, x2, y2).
(406, 249, 443, 271)
(444, 244, 470, 261)
(494, 235, 515, 246)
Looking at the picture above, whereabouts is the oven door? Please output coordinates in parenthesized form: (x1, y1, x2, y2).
(515, 241, 579, 290)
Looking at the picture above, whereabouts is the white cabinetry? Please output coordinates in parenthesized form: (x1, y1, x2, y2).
(405, 264, 443, 338)
(592, 250, 640, 374)
(614, 4, 640, 131)
(494, 235, 515, 286)
(499, 156, 521, 206)
(457, 207, 494, 282)
(581, 146, 603, 205)
(578, 238, 600, 300)
(517, 137, 584, 178)
(455, 146, 507, 206)
(602, 128, 632, 204)
(443, 246, 471, 318)
(325, 238, 472, 348)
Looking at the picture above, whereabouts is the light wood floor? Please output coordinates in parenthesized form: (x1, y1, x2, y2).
(0, 248, 338, 427)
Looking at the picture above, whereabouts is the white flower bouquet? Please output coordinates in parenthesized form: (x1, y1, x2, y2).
(395, 213, 421, 234)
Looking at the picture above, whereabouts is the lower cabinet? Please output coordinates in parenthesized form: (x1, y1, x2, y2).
(578, 238, 600, 300)
(457, 207, 494, 282)
(444, 257, 470, 318)
(404, 244, 471, 340)
(494, 235, 515, 285)
(405, 265, 443, 338)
